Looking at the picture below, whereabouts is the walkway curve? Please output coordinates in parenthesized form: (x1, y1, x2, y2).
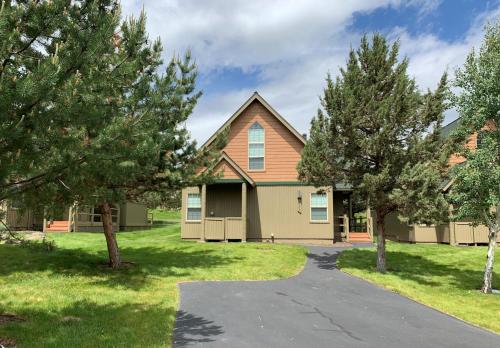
(173, 246, 500, 347)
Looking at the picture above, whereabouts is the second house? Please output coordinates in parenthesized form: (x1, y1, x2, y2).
(181, 92, 372, 243)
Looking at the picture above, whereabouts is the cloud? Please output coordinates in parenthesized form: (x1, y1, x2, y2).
(121, 1, 499, 143)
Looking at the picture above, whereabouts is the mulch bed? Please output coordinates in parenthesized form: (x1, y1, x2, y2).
(0, 314, 24, 325)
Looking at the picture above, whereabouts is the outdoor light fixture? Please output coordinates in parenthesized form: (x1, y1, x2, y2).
(297, 190, 303, 214)
(297, 190, 302, 201)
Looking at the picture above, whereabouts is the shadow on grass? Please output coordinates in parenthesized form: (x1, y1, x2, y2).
(0, 244, 243, 290)
(338, 248, 495, 290)
(0, 300, 175, 347)
(173, 310, 224, 347)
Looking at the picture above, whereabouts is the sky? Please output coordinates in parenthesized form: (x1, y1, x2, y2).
(121, 0, 500, 144)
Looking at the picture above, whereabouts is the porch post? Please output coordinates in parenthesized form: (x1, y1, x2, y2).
(241, 182, 247, 242)
(201, 184, 207, 241)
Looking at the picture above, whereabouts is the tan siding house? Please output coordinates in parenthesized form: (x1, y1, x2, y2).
(383, 118, 499, 245)
(1, 201, 150, 233)
(181, 92, 372, 243)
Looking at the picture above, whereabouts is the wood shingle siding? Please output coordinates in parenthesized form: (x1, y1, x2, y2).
(223, 100, 303, 182)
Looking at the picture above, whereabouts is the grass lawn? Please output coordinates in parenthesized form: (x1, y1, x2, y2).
(149, 208, 181, 222)
(0, 224, 306, 347)
(338, 242, 500, 333)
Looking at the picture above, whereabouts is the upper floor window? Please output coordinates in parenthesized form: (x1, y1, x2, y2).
(248, 122, 265, 170)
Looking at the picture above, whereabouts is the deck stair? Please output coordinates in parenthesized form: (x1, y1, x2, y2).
(46, 220, 69, 232)
(348, 232, 372, 243)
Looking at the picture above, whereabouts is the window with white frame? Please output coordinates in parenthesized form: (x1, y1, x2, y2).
(187, 193, 201, 221)
(310, 192, 328, 222)
(248, 122, 264, 170)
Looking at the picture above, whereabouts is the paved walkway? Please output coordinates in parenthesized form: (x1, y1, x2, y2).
(173, 246, 500, 347)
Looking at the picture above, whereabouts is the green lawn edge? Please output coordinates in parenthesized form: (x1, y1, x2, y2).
(337, 242, 500, 334)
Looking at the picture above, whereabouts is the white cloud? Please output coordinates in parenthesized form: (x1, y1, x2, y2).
(121, 0, 499, 143)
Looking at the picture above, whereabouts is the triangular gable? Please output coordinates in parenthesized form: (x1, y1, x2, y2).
(201, 92, 306, 149)
(204, 152, 256, 186)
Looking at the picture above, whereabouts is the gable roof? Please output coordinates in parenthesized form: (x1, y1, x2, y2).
(201, 92, 306, 149)
(440, 117, 461, 138)
(204, 152, 256, 187)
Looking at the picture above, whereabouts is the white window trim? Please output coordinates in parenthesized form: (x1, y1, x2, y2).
(310, 192, 329, 223)
(186, 193, 202, 222)
(248, 122, 265, 171)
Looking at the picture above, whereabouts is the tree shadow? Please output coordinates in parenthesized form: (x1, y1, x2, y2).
(0, 300, 175, 347)
(173, 310, 224, 347)
(0, 244, 243, 290)
(338, 248, 496, 290)
(307, 250, 341, 270)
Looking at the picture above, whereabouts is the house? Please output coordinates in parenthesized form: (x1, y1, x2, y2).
(180, 92, 373, 243)
(1, 201, 151, 233)
(383, 118, 500, 245)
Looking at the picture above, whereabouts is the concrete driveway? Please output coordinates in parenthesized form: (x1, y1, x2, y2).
(173, 246, 500, 347)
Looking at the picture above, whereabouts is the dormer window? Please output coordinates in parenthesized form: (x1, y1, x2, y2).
(248, 122, 265, 170)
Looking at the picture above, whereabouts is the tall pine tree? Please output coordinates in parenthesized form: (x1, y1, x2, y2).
(298, 34, 449, 272)
(1, 1, 218, 268)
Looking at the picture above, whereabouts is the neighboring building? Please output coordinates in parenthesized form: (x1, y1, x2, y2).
(181, 92, 372, 243)
(1, 201, 151, 233)
(383, 118, 500, 245)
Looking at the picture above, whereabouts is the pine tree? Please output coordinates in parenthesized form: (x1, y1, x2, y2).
(0, 0, 121, 201)
(1, 1, 218, 268)
(298, 34, 449, 272)
(449, 21, 500, 293)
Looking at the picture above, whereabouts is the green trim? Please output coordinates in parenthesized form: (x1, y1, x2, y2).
(255, 181, 353, 190)
(256, 181, 310, 186)
(213, 179, 244, 184)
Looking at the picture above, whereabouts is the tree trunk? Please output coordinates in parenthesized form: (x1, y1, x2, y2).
(100, 202, 121, 269)
(376, 209, 387, 273)
(481, 205, 499, 294)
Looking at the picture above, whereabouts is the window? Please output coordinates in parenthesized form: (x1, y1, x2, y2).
(248, 122, 264, 170)
(187, 193, 201, 221)
(310, 192, 328, 222)
(476, 131, 484, 149)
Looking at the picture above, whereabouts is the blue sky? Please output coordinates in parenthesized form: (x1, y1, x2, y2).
(122, 0, 500, 143)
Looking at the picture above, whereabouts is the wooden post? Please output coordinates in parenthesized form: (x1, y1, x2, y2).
(241, 182, 247, 242)
(201, 184, 207, 241)
(344, 213, 350, 241)
(366, 200, 373, 241)
(68, 205, 73, 232)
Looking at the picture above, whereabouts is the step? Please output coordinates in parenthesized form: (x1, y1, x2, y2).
(49, 220, 69, 226)
(46, 227, 69, 232)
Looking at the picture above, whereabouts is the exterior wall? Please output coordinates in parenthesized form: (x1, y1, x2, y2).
(4, 207, 34, 230)
(1, 203, 43, 231)
(206, 184, 241, 217)
(222, 100, 303, 182)
(214, 160, 241, 179)
(449, 132, 477, 166)
(181, 186, 203, 239)
(246, 185, 334, 241)
(383, 212, 499, 244)
(119, 202, 149, 230)
(448, 120, 496, 166)
(181, 184, 336, 241)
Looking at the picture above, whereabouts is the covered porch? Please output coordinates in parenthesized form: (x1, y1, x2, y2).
(193, 153, 256, 242)
(200, 181, 250, 241)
